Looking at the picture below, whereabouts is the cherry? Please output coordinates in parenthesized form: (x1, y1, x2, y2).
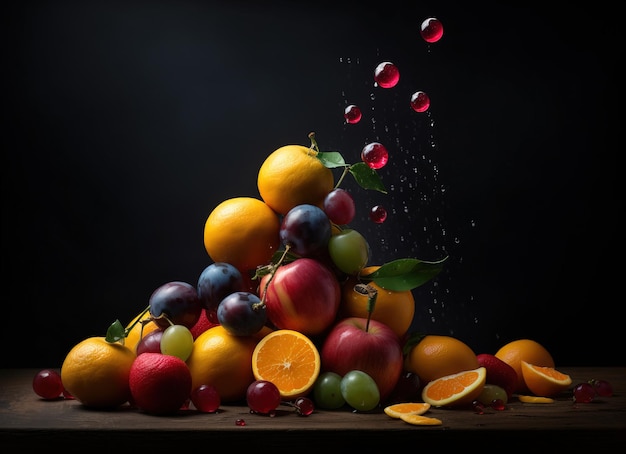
(344, 104, 362, 124)
(191, 384, 221, 413)
(573, 382, 595, 403)
(247, 380, 281, 415)
(410, 91, 430, 113)
(374, 62, 400, 88)
(32, 369, 64, 400)
(369, 205, 387, 223)
(361, 142, 388, 169)
(420, 17, 444, 43)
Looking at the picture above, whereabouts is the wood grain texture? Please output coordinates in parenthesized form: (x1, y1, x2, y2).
(1, 367, 625, 450)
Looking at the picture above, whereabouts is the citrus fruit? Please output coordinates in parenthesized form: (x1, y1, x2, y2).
(520, 361, 572, 397)
(340, 266, 415, 338)
(400, 414, 443, 426)
(203, 197, 281, 273)
(251, 329, 321, 399)
(125, 309, 159, 353)
(60, 336, 136, 408)
(421, 366, 487, 407)
(257, 144, 335, 215)
(383, 402, 431, 418)
(404, 334, 479, 384)
(494, 339, 555, 393)
(186, 325, 271, 403)
(517, 395, 555, 403)
(129, 352, 192, 415)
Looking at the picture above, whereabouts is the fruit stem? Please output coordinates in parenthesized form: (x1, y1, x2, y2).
(254, 245, 292, 311)
(334, 166, 350, 189)
(123, 305, 151, 337)
(354, 284, 377, 333)
(308, 132, 320, 154)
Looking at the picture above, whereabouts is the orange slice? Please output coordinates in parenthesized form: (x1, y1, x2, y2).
(251, 329, 320, 399)
(422, 367, 486, 407)
(520, 361, 572, 397)
(400, 414, 443, 426)
(384, 402, 431, 418)
(517, 394, 555, 403)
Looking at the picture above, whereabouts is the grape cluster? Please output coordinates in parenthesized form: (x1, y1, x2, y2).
(572, 379, 613, 403)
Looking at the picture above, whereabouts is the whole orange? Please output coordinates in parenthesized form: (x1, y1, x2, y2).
(186, 325, 271, 403)
(340, 266, 415, 338)
(404, 334, 479, 384)
(61, 336, 136, 408)
(203, 197, 281, 274)
(257, 144, 334, 215)
(495, 338, 555, 393)
(129, 352, 192, 415)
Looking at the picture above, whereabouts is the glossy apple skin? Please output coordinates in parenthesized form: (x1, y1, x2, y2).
(259, 258, 340, 336)
(320, 317, 403, 402)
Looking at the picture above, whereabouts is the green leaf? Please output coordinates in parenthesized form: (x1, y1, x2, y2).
(349, 162, 387, 193)
(402, 332, 427, 356)
(361, 257, 448, 291)
(317, 151, 346, 169)
(105, 319, 126, 343)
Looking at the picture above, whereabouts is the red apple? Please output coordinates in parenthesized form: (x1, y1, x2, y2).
(259, 258, 340, 336)
(320, 317, 403, 401)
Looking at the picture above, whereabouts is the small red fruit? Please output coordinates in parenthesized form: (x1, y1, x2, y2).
(476, 353, 518, 398)
(129, 352, 192, 415)
(190, 308, 219, 339)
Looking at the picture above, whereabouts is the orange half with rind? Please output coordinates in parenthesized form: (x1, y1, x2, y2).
(252, 329, 320, 399)
(520, 361, 571, 397)
(421, 367, 486, 407)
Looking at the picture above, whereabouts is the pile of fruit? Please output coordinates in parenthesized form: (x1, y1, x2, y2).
(32, 134, 613, 423)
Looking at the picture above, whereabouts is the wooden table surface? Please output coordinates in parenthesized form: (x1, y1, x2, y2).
(1, 367, 625, 450)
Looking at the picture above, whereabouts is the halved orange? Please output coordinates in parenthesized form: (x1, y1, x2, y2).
(400, 414, 443, 426)
(251, 329, 321, 399)
(421, 367, 486, 407)
(384, 402, 431, 419)
(520, 361, 572, 397)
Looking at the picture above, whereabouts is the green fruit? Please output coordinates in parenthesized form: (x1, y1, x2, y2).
(328, 229, 369, 275)
(313, 371, 346, 410)
(340, 370, 380, 412)
(476, 383, 508, 405)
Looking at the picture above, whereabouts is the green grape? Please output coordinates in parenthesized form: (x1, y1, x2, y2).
(313, 371, 346, 410)
(340, 370, 380, 412)
(476, 384, 508, 405)
(160, 324, 194, 361)
(328, 228, 370, 275)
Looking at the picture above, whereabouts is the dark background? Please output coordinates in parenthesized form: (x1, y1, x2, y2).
(2, 1, 622, 368)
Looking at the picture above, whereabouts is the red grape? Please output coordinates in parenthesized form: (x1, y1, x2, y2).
(32, 369, 64, 400)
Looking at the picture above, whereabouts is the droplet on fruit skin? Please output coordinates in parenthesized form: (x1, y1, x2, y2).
(369, 205, 387, 223)
(344, 104, 362, 124)
(374, 62, 400, 88)
(420, 17, 444, 43)
(361, 142, 388, 169)
(410, 91, 430, 113)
